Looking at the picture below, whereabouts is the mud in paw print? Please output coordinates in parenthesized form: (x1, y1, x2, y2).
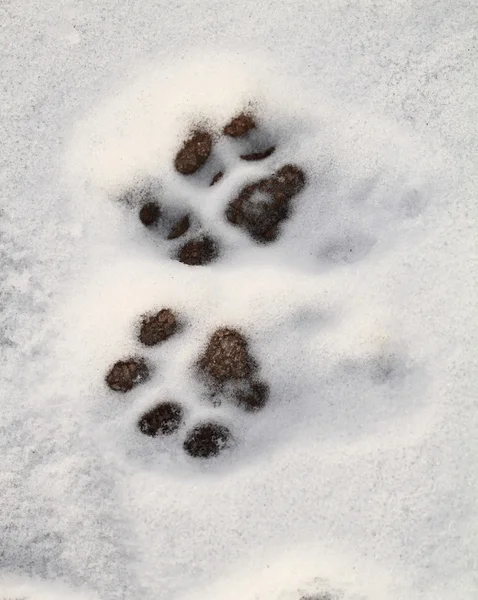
(174, 111, 307, 244)
(133, 183, 220, 267)
(121, 183, 214, 265)
(105, 309, 270, 460)
(105, 358, 150, 393)
(117, 108, 308, 266)
(196, 328, 269, 412)
(225, 164, 306, 242)
(138, 401, 183, 436)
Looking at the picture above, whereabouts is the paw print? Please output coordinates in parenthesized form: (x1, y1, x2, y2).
(102, 109, 310, 460)
(225, 163, 306, 243)
(117, 109, 307, 268)
(105, 305, 270, 459)
(97, 99, 422, 463)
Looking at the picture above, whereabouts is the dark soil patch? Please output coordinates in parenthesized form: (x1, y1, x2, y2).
(105, 358, 149, 392)
(240, 146, 275, 161)
(234, 380, 269, 412)
(274, 164, 306, 198)
(210, 171, 224, 186)
(167, 215, 191, 240)
(138, 401, 183, 436)
(139, 201, 161, 227)
(223, 113, 256, 137)
(177, 235, 218, 266)
(139, 308, 179, 347)
(198, 328, 256, 384)
(183, 422, 232, 458)
(225, 164, 306, 243)
(174, 130, 213, 175)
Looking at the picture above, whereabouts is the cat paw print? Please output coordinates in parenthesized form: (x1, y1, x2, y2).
(104, 308, 269, 460)
(118, 109, 307, 266)
(95, 99, 423, 464)
(114, 101, 419, 274)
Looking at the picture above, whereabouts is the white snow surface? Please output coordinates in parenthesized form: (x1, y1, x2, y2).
(1, 2, 477, 600)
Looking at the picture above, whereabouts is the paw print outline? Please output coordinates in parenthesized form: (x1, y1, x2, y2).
(105, 306, 271, 460)
(117, 109, 308, 266)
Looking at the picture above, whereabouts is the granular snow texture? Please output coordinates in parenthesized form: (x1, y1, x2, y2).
(1, 2, 477, 600)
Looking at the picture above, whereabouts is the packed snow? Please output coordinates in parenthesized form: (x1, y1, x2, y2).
(1, 2, 476, 600)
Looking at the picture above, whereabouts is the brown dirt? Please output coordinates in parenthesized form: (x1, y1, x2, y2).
(274, 164, 306, 198)
(138, 401, 183, 436)
(240, 146, 276, 161)
(139, 202, 161, 227)
(223, 113, 256, 137)
(210, 171, 224, 186)
(177, 235, 218, 266)
(198, 328, 256, 383)
(167, 215, 190, 240)
(139, 308, 179, 347)
(105, 358, 149, 392)
(234, 381, 269, 412)
(225, 164, 306, 243)
(183, 422, 232, 458)
(174, 130, 213, 175)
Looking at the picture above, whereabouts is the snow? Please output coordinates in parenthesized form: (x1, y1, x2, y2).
(1, 2, 477, 600)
